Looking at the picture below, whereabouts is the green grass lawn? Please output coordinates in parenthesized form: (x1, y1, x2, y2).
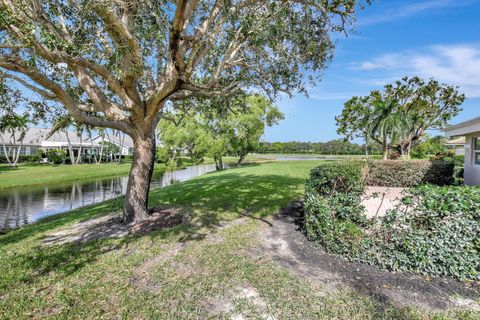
(0, 161, 476, 319)
(0, 156, 259, 190)
(249, 153, 367, 158)
(0, 162, 168, 190)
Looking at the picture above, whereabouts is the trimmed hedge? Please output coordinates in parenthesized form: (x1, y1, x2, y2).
(364, 160, 454, 187)
(0, 155, 41, 164)
(304, 161, 479, 280)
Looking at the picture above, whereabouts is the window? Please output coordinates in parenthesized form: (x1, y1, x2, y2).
(475, 137, 480, 165)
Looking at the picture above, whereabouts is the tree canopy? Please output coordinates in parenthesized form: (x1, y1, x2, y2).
(0, 0, 365, 131)
(336, 76, 465, 159)
(0, 0, 368, 222)
(157, 94, 283, 169)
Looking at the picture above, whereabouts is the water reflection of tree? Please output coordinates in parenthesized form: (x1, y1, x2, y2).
(0, 190, 29, 230)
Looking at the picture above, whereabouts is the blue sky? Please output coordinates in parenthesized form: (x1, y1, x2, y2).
(265, 0, 480, 142)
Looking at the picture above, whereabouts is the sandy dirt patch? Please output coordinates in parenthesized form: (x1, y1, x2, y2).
(202, 285, 276, 320)
(42, 207, 185, 245)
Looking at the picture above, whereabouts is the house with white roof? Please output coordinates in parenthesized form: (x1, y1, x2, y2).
(0, 128, 101, 160)
(92, 133, 134, 156)
(445, 116, 480, 186)
(445, 137, 465, 155)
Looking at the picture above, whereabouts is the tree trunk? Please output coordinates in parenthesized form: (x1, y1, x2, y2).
(0, 135, 13, 167)
(119, 133, 126, 163)
(214, 155, 223, 170)
(406, 138, 412, 160)
(88, 130, 98, 164)
(236, 154, 246, 167)
(65, 130, 76, 165)
(76, 134, 83, 165)
(123, 130, 156, 224)
(12, 139, 23, 167)
(382, 139, 388, 160)
(96, 134, 104, 164)
(364, 135, 369, 159)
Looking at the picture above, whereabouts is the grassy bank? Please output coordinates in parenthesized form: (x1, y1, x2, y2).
(251, 153, 369, 158)
(0, 156, 262, 190)
(0, 161, 476, 319)
(0, 162, 168, 190)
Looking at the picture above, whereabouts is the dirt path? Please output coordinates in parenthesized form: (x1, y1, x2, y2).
(255, 202, 480, 312)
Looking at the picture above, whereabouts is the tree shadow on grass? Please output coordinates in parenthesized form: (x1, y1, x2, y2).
(0, 171, 306, 287)
(0, 165, 19, 173)
(148, 172, 305, 227)
(0, 198, 124, 246)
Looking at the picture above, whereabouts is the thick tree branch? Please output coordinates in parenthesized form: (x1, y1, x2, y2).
(92, 2, 143, 105)
(4, 73, 58, 101)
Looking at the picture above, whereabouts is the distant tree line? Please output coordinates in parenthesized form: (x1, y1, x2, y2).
(257, 140, 381, 155)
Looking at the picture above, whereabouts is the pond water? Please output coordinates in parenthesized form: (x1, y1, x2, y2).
(0, 164, 221, 231)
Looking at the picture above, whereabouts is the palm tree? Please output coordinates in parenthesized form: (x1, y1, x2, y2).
(0, 113, 29, 167)
(371, 99, 408, 160)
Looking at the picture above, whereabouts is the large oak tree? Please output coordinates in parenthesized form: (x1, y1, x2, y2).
(0, 0, 366, 223)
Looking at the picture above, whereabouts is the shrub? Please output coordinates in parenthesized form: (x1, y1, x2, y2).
(0, 155, 41, 164)
(27, 149, 45, 163)
(304, 162, 367, 254)
(307, 161, 365, 196)
(47, 149, 66, 164)
(359, 186, 480, 280)
(431, 149, 456, 160)
(453, 154, 464, 167)
(303, 161, 480, 280)
(123, 155, 133, 162)
(365, 160, 454, 187)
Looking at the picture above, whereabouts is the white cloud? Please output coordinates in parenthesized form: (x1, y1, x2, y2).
(359, 0, 476, 26)
(350, 54, 402, 71)
(351, 44, 480, 97)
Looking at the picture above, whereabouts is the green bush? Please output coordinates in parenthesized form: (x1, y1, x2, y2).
(0, 155, 41, 164)
(360, 186, 480, 280)
(122, 155, 133, 162)
(27, 149, 45, 163)
(307, 162, 365, 195)
(303, 161, 480, 280)
(304, 162, 367, 254)
(453, 154, 464, 167)
(365, 160, 454, 187)
(47, 149, 66, 164)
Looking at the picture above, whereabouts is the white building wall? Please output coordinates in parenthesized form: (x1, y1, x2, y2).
(464, 134, 480, 186)
(454, 145, 465, 155)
